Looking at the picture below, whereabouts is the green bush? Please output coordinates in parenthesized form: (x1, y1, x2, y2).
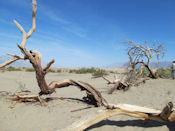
(155, 68, 172, 79)
(69, 67, 96, 74)
(141, 68, 149, 77)
(68, 67, 108, 77)
(7, 66, 22, 71)
(25, 68, 35, 72)
(46, 69, 56, 73)
(57, 69, 62, 73)
(109, 70, 115, 73)
(69, 69, 75, 73)
(92, 69, 108, 77)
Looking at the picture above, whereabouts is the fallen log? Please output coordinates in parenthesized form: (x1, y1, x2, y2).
(59, 102, 175, 131)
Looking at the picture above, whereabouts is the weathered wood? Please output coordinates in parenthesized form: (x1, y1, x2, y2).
(108, 81, 121, 94)
(0, 0, 53, 96)
(43, 59, 55, 73)
(1, 1, 175, 130)
(70, 107, 92, 112)
(102, 76, 115, 84)
(0, 55, 25, 68)
(126, 40, 163, 79)
(59, 103, 175, 131)
(48, 79, 108, 107)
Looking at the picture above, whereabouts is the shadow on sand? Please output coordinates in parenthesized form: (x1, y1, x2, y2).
(85, 119, 175, 131)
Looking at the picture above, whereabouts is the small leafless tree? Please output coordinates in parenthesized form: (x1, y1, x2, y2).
(126, 40, 164, 79)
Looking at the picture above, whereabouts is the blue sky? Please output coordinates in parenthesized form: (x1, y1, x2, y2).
(0, 0, 175, 67)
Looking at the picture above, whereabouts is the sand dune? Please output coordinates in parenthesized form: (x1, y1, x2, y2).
(0, 71, 175, 131)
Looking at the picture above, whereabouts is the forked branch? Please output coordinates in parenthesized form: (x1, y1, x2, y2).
(0, 0, 37, 68)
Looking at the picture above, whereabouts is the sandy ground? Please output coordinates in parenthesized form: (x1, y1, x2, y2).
(0, 71, 175, 131)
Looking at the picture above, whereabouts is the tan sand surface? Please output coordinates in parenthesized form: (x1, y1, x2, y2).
(0, 71, 175, 131)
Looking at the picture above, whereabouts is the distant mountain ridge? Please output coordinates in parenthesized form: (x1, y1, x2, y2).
(104, 61, 172, 69)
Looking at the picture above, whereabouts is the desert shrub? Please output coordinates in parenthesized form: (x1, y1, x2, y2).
(109, 70, 115, 73)
(68, 67, 108, 77)
(92, 69, 108, 77)
(125, 70, 138, 84)
(25, 68, 35, 72)
(155, 68, 172, 79)
(57, 69, 62, 73)
(46, 69, 56, 73)
(69, 69, 76, 73)
(6, 66, 22, 71)
(141, 68, 149, 77)
(69, 67, 96, 74)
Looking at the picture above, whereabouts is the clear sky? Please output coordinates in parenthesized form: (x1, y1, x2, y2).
(0, 0, 175, 67)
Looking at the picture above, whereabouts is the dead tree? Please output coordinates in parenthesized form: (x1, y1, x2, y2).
(101, 76, 129, 93)
(102, 74, 148, 94)
(0, 0, 108, 107)
(0, 1, 175, 130)
(126, 40, 164, 79)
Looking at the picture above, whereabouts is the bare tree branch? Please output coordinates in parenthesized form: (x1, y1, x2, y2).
(27, 0, 36, 38)
(14, 20, 27, 48)
(126, 41, 164, 79)
(0, 54, 25, 68)
(43, 59, 55, 72)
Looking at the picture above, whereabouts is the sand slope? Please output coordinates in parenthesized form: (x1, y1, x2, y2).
(0, 71, 175, 131)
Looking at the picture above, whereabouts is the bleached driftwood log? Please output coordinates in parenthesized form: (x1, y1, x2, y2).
(59, 102, 175, 131)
